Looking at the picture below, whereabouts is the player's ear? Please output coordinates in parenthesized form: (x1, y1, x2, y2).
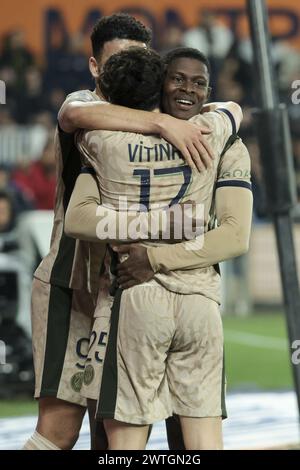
(89, 56, 100, 79)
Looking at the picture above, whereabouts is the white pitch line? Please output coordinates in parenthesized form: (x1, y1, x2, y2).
(0, 392, 299, 450)
(224, 330, 288, 351)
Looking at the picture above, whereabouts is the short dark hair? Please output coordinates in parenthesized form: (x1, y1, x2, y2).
(99, 47, 164, 111)
(163, 47, 211, 75)
(91, 13, 152, 59)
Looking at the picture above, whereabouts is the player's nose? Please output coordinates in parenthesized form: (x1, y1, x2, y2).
(180, 81, 194, 95)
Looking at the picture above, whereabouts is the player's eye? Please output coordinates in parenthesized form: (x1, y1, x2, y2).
(195, 80, 207, 89)
(173, 76, 183, 85)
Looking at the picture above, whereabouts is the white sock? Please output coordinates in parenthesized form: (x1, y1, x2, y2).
(22, 431, 61, 450)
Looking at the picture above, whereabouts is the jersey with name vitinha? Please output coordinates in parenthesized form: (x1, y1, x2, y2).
(77, 110, 234, 302)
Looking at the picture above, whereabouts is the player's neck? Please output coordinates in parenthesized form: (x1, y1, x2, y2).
(94, 85, 106, 101)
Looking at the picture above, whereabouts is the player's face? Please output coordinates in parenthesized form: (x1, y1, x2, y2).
(89, 39, 147, 79)
(162, 58, 210, 120)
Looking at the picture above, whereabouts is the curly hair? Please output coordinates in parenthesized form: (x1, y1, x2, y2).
(99, 47, 164, 111)
(91, 13, 152, 59)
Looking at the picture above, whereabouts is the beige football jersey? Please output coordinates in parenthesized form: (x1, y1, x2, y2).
(77, 110, 236, 302)
(34, 89, 106, 294)
(78, 110, 233, 208)
(147, 136, 252, 275)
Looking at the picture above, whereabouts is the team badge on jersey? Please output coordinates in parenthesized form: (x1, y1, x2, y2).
(71, 371, 84, 392)
(83, 364, 95, 386)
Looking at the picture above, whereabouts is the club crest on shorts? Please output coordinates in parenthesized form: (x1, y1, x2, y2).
(71, 371, 84, 392)
(83, 364, 95, 385)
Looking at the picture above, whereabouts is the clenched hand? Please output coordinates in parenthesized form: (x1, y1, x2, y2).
(112, 244, 154, 289)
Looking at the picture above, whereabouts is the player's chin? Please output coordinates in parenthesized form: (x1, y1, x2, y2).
(171, 100, 199, 120)
(170, 105, 195, 121)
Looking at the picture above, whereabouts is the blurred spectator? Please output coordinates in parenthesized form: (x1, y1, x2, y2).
(0, 108, 15, 126)
(44, 33, 91, 94)
(0, 30, 36, 122)
(230, 37, 298, 105)
(183, 11, 233, 59)
(15, 66, 47, 123)
(66, 33, 92, 91)
(159, 24, 184, 55)
(45, 88, 66, 123)
(12, 136, 56, 210)
(0, 164, 33, 215)
(216, 56, 255, 135)
(217, 48, 255, 106)
(182, 11, 234, 96)
(33, 111, 56, 130)
(0, 30, 34, 93)
(217, 66, 246, 103)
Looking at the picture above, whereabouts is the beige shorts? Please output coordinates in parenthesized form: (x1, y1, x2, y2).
(31, 277, 96, 406)
(82, 285, 226, 425)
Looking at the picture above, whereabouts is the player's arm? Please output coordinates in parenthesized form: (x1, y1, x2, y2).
(64, 172, 150, 243)
(147, 139, 252, 272)
(64, 172, 182, 243)
(146, 186, 252, 273)
(58, 100, 214, 172)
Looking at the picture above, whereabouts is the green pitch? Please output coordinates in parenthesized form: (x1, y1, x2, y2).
(0, 312, 293, 418)
(0, 400, 37, 417)
(223, 312, 292, 390)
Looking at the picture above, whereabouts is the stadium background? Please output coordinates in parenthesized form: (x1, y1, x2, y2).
(0, 0, 300, 449)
